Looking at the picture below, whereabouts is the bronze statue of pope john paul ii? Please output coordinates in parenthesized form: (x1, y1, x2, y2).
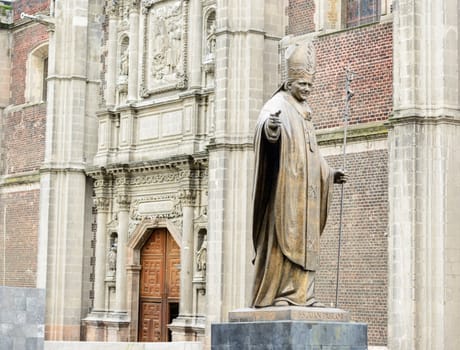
(251, 41, 346, 308)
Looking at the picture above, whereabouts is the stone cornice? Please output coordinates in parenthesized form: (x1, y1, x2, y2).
(316, 121, 388, 146)
(207, 141, 254, 152)
(0, 171, 40, 187)
(387, 112, 460, 127)
(87, 153, 208, 176)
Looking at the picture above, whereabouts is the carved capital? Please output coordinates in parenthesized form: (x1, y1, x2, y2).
(107, 0, 119, 18)
(178, 189, 196, 206)
(94, 197, 111, 212)
(117, 194, 131, 211)
(141, 0, 154, 14)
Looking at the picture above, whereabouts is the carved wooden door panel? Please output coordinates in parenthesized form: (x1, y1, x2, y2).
(139, 228, 180, 342)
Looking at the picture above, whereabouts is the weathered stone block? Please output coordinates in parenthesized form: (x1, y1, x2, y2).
(212, 321, 367, 350)
(0, 286, 45, 350)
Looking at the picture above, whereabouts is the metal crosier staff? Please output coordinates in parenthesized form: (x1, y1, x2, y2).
(335, 66, 355, 308)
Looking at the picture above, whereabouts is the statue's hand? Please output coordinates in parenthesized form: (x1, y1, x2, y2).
(264, 110, 282, 142)
(334, 169, 348, 184)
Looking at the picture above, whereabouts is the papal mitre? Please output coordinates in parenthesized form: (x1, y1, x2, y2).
(285, 41, 316, 81)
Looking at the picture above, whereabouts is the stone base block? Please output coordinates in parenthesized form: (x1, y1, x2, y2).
(211, 320, 367, 350)
(0, 286, 45, 350)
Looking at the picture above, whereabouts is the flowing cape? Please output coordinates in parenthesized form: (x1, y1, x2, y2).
(252, 91, 334, 271)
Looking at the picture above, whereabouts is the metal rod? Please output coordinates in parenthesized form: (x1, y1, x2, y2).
(335, 66, 354, 308)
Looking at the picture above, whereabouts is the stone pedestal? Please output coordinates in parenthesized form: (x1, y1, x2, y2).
(212, 307, 367, 350)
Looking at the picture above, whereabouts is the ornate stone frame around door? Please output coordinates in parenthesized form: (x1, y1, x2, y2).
(126, 217, 182, 341)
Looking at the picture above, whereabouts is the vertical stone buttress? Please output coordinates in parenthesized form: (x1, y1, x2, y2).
(389, 0, 460, 349)
(206, 0, 287, 343)
(36, 0, 102, 340)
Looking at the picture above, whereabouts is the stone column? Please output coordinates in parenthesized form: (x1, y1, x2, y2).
(106, 3, 118, 107)
(389, 0, 460, 349)
(127, 2, 139, 102)
(170, 182, 197, 341)
(92, 178, 110, 312)
(188, 0, 202, 89)
(206, 1, 286, 340)
(115, 193, 130, 313)
(179, 189, 195, 317)
(37, 0, 102, 340)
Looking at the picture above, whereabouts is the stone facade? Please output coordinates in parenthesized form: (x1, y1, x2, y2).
(0, 0, 459, 349)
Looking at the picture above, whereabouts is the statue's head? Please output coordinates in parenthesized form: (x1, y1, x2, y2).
(282, 41, 316, 102)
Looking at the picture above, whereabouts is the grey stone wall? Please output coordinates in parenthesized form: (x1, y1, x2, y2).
(0, 286, 45, 350)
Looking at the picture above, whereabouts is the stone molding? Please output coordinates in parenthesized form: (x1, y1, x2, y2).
(387, 113, 460, 127)
(316, 121, 388, 146)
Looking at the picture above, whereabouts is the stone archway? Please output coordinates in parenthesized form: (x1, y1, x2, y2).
(126, 218, 182, 341)
(138, 228, 180, 341)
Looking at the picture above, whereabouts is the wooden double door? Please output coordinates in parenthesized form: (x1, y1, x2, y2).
(139, 228, 180, 342)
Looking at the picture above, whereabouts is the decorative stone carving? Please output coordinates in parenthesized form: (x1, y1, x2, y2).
(196, 237, 207, 272)
(107, 0, 119, 18)
(117, 194, 131, 211)
(114, 169, 193, 186)
(107, 243, 118, 276)
(119, 46, 129, 76)
(178, 188, 196, 206)
(205, 12, 216, 57)
(128, 194, 183, 236)
(202, 9, 215, 78)
(141, 0, 188, 96)
(117, 37, 129, 103)
(94, 197, 111, 212)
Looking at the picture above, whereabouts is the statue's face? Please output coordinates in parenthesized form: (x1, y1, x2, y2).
(287, 79, 313, 102)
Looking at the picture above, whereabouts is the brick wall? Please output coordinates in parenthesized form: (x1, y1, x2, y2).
(311, 23, 393, 129)
(10, 24, 49, 106)
(0, 1, 49, 289)
(0, 190, 40, 287)
(318, 149, 388, 346)
(3, 104, 46, 174)
(13, 0, 50, 21)
(287, 0, 315, 35)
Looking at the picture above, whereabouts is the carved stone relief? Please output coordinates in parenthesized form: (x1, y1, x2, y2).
(141, 0, 188, 96)
(128, 193, 183, 236)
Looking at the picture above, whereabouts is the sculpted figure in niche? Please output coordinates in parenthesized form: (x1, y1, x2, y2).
(108, 243, 118, 271)
(251, 42, 346, 308)
(206, 20, 216, 56)
(196, 237, 207, 272)
(120, 46, 129, 76)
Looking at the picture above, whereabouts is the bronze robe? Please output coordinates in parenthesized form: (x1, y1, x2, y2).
(252, 90, 334, 307)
